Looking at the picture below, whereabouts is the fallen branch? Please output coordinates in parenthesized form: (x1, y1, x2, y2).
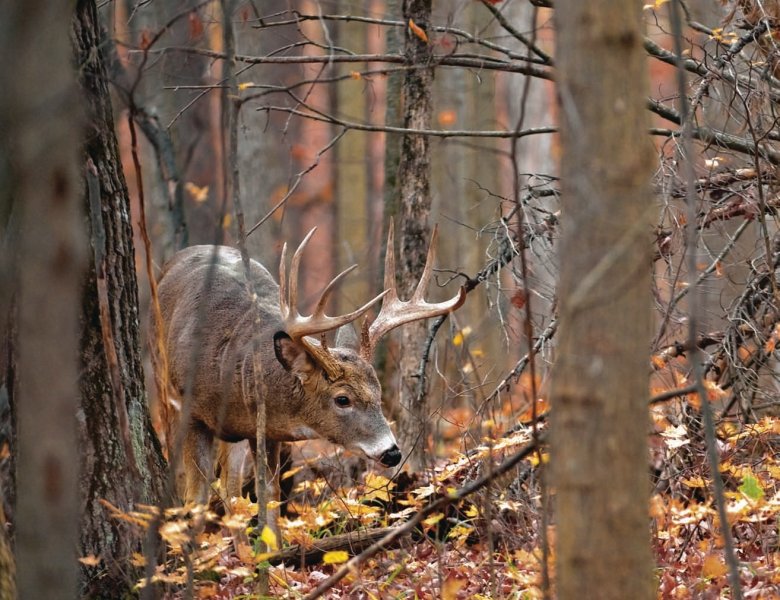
(267, 527, 398, 567)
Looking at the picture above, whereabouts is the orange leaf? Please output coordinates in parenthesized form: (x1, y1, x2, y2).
(651, 355, 667, 370)
(188, 12, 204, 39)
(701, 554, 728, 579)
(79, 554, 102, 567)
(139, 29, 152, 50)
(437, 109, 457, 126)
(185, 182, 209, 203)
(408, 19, 429, 43)
(511, 288, 527, 309)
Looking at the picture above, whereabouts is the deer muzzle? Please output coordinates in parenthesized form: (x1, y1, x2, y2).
(379, 444, 402, 467)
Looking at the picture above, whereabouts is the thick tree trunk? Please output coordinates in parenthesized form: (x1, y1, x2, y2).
(0, 1, 86, 597)
(551, 2, 655, 599)
(73, 1, 169, 596)
(396, 0, 435, 471)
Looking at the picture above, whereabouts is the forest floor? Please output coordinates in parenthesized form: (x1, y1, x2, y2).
(106, 412, 780, 599)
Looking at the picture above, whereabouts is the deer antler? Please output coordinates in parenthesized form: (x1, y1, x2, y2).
(360, 223, 466, 360)
(279, 228, 388, 379)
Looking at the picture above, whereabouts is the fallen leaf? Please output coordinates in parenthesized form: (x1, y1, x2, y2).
(738, 473, 764, 501)
(701, 554, 728, 579)
(442, 574, 467, 600)
(323, 550, 350, 564)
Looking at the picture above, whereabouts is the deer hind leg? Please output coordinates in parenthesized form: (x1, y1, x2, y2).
(181, 419, 215, 504)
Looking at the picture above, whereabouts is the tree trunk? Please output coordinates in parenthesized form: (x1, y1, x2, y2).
(0, 1, 86, 597)
(73, 1, 169, 596)
(396, 0, 435, 472)
(551, 2, 655, 599)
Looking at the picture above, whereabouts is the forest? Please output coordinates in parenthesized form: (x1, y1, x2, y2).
(1, 0, 779, 598)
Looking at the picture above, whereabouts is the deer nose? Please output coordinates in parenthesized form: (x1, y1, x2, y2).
(379, 445, 402, 467)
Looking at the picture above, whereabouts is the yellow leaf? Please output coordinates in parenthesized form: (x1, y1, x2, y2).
(130, 552, 146, 568)
(281, 465, 303, 480)
(453, 326, 471, 347)
(681, 476, 707, 488)
(238, 82, 254, 91)
(260, 525, 278, 551)
(364, 472, 393, 502)
(701, 554, 728, 579)
(423, 512, 444, 527)
(184, 182, 209, 203)
(78, 554, 102, 567)
(408, 19, 429, 43)
(323, 550, 350, 564)
(442, 575, 467, 600)
(350, 71, 362, 80)
(528, 452, 550, 467)
(222, 214, 232, 229)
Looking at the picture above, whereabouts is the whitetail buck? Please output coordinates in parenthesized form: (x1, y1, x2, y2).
(155, 225, 465, 505)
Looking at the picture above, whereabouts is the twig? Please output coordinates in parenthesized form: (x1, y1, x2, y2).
(129, 46, 554, 79)
(245, 129, 347, 237)
(251, 10, 550, 65)
(480, 318, 558, 412)
(479, 0, 551, 64)
(259, 104, 557, 139)
(669, 3, 743, 597)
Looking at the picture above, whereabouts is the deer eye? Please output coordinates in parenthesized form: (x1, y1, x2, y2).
(334, 395, 352, 408)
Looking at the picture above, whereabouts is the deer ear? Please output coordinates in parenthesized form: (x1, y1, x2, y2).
(273, 331, 317, 381)
(335, 323, 360, 351)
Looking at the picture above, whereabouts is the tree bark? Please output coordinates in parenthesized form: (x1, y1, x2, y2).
(0, 1, 86, 597)
(396, 0, 435, 471)
(73, 1, 169, 596)
(551, 2, 655, 599)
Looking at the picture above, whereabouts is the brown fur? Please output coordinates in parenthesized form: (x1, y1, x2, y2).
(154, 245, 399, 503)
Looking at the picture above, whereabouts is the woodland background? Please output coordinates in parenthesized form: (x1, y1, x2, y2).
(1, 0, 779, 598)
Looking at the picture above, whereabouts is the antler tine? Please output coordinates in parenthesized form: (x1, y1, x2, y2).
(279, 240, 290, 318)
(288, 227, 317, 318)
(382, 221, 399, 302)
(311, 264, 390, 325)
(361, 224, 466, 360)
(311, 263, 358, 316)
(411, 224, 439, 302)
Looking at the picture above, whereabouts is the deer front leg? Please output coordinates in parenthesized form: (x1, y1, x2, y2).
(181, 419, 215, 504)
(248, 439, 282, 538)
(266, 440, 282, 533)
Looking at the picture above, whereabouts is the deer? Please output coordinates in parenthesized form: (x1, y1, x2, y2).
(154, 224, 465, 507)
